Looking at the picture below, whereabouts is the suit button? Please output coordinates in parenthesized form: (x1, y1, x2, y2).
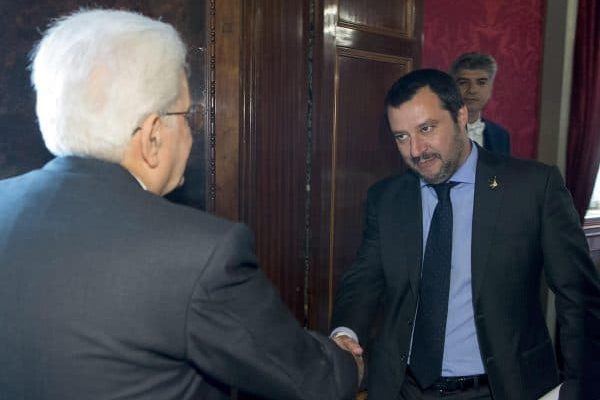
(408, 319, 413, 326)
(400, 354, 406, 362)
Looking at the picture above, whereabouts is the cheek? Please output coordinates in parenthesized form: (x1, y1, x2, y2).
(179, 128, 192, 151)
(394, 140, 404, 152)
(439, 138, 456, 157)
(397, 144, 411, 160)
(185, 132, 193, 154)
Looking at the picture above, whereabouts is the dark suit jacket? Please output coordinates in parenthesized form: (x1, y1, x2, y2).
(0, 157, 357, 400)
(332, 146, 600, 400)
(482, 118, 511, 155)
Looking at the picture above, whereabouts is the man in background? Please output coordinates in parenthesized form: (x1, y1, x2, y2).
(450, 52, 511, 155)
(0, 9, 361, 400)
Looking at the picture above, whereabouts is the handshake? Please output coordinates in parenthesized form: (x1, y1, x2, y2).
(332, 334, 365, 386)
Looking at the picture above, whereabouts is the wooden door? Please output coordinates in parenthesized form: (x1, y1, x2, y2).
(310, 0, 422, 331)
(214, 0, 422, 332)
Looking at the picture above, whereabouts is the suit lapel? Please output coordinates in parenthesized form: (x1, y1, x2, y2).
(384, 173, 423, 297)
(471, 148, 505, 302)
(481, 118, 490, 149)
(383, 149, 505, 302)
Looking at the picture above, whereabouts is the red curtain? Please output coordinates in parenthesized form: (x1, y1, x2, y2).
(566, 0, 600, 223)
(422, 0, 545, 159)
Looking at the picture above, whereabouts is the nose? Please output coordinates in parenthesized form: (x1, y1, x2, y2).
(465, 82, 477, 94)
(409, 135, 426, 158)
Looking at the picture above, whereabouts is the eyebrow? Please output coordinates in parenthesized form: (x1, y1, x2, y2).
(456, 77, 487, 81)
(417, 119, 438, 129)
(391, 119, 439, 135)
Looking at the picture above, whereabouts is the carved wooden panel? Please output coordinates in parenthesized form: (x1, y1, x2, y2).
(238, 0, 311, 322)
(215, 0, 242, 220)
(327, 48, 410, 309)
(213, 0, 422, 333)
(311, 0, 422, 331)
(338, 0, 416, 38)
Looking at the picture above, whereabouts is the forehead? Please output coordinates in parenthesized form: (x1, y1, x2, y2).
(455, 69, 490, 80)
(387, 87, 448, 127)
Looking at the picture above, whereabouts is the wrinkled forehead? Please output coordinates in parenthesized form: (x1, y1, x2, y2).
(387, 88, 450, 126)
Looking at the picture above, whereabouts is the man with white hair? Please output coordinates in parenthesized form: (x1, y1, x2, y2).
(0, 9, 361, 400)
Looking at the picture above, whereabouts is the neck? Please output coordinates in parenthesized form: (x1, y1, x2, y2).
(468, 112, 481, 124)
(458, 139, 474, 168)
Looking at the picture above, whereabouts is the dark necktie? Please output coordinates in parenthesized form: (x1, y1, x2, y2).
(410, 181, 457, 389)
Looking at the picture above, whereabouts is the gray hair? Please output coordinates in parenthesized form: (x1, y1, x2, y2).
(30, 9, 187, 162)
(449, 52, 497, 80)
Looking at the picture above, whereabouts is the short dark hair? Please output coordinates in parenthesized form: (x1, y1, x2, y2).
(384, 68, 464, 123)
(449, 52, 497, 80)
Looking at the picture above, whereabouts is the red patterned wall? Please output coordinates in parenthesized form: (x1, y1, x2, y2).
(422, 0, 545, 159)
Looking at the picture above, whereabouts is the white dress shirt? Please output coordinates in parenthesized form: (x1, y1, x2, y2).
(467, 119, 485, 147)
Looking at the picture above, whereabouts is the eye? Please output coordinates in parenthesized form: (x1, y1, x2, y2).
(421, 124, 434, 133)
(394, 133, 408, 142)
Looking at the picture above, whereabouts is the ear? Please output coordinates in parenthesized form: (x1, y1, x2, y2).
(138, 113, 162, 168)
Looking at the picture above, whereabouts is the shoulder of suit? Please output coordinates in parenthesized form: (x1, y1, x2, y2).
(482, 118, 510, 135)
(370, 171, 415, 189)
(151, 197, 242, 238)
(486, 152, 557, 180)
(148, 201, 257, 273)
(366, 171, 417, 200)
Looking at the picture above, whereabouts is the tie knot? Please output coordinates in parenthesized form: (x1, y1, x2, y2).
(431, 181, 457, 203)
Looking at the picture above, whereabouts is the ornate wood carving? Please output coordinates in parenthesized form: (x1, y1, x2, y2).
(337, 0, 416, 38)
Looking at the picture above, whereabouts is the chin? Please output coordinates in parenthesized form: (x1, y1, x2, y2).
(467, 106, 481, 115)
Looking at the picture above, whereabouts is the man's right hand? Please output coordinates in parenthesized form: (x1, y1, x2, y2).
(332, 335, 364, 385)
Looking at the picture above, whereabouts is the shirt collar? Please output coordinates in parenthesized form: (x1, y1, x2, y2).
(128, 171, 148, 191)
(467, 118, 484, 128)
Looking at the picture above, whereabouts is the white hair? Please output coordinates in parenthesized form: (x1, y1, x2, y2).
(31, 9, 187, 162)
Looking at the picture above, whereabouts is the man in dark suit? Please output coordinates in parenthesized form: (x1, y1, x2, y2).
(0, 9, 361, 400)
(331, 69, 600, 399)
(450, 52, 511, 155)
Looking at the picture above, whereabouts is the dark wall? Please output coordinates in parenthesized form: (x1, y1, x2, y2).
(0, 0, 209, 209)
(0, 1, 54, 179)
(422, 0, 545, 159)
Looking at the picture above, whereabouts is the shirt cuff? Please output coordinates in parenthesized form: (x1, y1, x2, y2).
(330, 326, 359, 344)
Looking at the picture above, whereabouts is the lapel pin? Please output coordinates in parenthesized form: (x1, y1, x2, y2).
(489, 176, 499, 189)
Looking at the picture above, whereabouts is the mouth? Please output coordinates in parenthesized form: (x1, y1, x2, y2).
(412, 153, 441, 171)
